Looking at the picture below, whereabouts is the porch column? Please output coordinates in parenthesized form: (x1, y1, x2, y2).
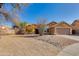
(70, 28, 72, 35)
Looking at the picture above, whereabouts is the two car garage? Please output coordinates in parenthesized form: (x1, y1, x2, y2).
(55, 28, 71, 35)
(48, 22, 72, 35)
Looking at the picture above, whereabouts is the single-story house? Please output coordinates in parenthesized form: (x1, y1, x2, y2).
(25, 24, 37, 34)
(72, 20, 79, 35)
(48, 21, 72, 35)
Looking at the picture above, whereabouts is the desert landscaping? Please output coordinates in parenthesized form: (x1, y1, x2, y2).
(0, 18, 79, 56)
(1, 3, 79, 56)
(0, 34, 79, 56)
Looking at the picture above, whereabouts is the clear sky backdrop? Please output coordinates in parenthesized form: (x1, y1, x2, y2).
(1, 3, 79, 26)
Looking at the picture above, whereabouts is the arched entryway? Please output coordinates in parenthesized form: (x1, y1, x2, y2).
(35, 28, 39, 34)
(72, 30, 76, 35)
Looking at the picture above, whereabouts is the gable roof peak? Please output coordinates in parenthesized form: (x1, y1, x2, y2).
(72, 19, 79, 25)
(59, 21, 68, 24)
(75, 19, 79, 21)
(48, 21, 57, 24)
(56, 21, 71, 27)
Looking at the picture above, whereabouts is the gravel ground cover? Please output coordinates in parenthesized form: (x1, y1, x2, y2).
(35, 35, 79, 49)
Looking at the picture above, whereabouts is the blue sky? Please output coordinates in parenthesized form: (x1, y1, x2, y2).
(19, 3, 79, 24)
(1, 3, 79, 26)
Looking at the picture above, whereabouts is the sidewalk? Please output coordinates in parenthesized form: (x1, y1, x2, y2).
(58, 43, 79, 56)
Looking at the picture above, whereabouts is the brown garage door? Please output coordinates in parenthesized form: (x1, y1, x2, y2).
(56, 28, 70, 35)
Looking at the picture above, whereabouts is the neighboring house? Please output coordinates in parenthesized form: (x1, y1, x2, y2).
(72, 20, 79, 35)
(0, 25, 15, 35)
(32, 24, 38, 29)
(48, 22, 72, 35)
(25, 24, 36, 34)
(31, 24, 39, 34)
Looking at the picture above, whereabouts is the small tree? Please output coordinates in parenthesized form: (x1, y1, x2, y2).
(37, 18, 47, 36)
(20, 22, 28, 34)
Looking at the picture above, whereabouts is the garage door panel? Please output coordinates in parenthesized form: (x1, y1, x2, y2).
(56, 28, 70, 35)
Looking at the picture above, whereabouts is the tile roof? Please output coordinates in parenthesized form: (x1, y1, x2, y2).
(50, 21, 71, 28)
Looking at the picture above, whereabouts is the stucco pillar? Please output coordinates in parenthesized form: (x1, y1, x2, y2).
(70, 28, 72, 35)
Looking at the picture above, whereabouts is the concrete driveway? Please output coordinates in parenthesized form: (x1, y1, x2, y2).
(58, 35, 79, 41)
(58, 43, 79, 56)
